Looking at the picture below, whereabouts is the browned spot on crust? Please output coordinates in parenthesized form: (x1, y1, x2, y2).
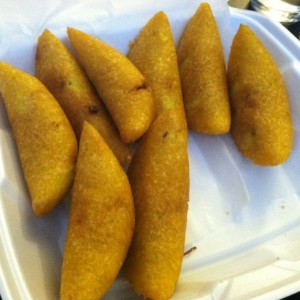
(88, 105, 100, 114)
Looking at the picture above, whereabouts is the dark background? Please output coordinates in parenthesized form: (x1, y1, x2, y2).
(248, 2, 300, 39)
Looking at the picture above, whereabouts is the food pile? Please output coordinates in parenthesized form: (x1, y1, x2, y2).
(0, 2, 293, 299)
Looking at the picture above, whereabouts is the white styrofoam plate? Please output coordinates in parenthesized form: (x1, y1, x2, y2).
(1, 1, 300, 299)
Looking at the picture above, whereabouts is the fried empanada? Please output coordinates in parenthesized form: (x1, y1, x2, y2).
(36, 29, 132, 165)
(124, 111, 189, 300)
(227, 24, 293, 165)
(0, 62, 77, 216)
(177, 3, 230, 134)
(60, 122, 135, 299)
(67, 27, 155, 143)
(128, 11, 186, 127)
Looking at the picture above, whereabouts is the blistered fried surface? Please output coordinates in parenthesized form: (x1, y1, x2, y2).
(67, 27, 155, 143)
(36, 29, 132, 165)
(60, 122, 135, 299)
(124, 111, 189, 300)
(177, 3, 230, 134)
(227, 25, 293, 166)
(128, 11, 186, 126)
(0, 61, 77, 216)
